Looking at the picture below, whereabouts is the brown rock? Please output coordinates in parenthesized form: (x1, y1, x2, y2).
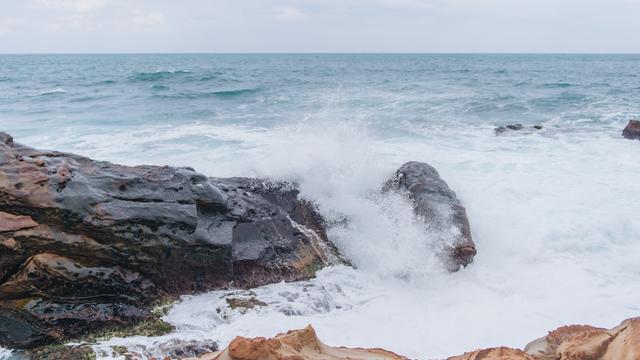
(622, 120, 640, 140)
(450, 317, 640, 360)
(525, 317, 640, 360)
(191, 325, 408, 360)
(0, 211, 38, 232)
(0, 132, 342, 349)
(448, 347, 534, 360)
(524, 324, 605, 358)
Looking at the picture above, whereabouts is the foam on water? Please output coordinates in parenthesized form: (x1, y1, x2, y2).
(10, 118, 632, 360)
(1, 54, 640, 359)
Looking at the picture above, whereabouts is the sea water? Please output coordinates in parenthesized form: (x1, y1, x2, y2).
(1, 54, 639, 359)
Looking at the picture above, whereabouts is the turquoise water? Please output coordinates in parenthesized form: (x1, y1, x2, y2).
(1, 54, 639, 139)
(1, 55, 640, 359)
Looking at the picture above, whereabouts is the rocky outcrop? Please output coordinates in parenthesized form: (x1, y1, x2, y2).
(0, 132, 340, 349)
(186, 325, 408, 360)
(622, 120, 640, 140)
(384, 162, 476, 270)
(449, 317, 640, 360)
(448, 347, 534, 360)
(495, 124, 543, 135)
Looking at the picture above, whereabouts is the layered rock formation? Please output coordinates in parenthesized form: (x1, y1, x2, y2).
(449, 317, 640, 360)
(186, 326, 407, 360)
(449, 347, 534, 360)
(384, 162, 476, 270)
(0, 132, 339, 349)
(622, 119, 640, 140)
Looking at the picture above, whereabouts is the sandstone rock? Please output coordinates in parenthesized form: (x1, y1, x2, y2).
(523, 324, 605, 358)
(524, 317, 640, 360)
(384, 162, 476, 270)
(449, 317, 640, 360)
(622, 120, 640, 140)
(188, 325, 407, 360)
(447, 347, 534, 360)
(0, 132, 340, 349)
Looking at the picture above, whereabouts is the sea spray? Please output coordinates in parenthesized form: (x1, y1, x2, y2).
(1, 54, 640, 359)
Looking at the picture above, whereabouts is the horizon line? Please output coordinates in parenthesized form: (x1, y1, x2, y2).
(1, 52, 640, 56)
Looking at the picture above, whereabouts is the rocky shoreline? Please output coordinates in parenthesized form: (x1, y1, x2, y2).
(0, 132, 476, 356)
(0, 131, 342, 350)
(105, 317, 639, 360)
(5, 122, 638, 359)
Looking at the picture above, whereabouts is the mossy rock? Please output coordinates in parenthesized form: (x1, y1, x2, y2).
(31, 345, 96, 360)
(226, 297, 267, 310)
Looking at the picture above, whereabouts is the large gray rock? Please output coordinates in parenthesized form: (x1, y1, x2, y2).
(0, 132, 340, 349)
(384, 162, 476, 271)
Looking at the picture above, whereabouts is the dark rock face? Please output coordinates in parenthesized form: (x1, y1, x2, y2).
(384, 162, 476, 271)
(622, 120, 640, 140)
(495, 124, 543, 135)
(0, 132, 339, 349)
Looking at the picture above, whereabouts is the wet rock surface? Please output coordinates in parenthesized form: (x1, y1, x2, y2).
(384, 161, 476, 270)
(0, 132, 339, 349)
(495, 124, 543, 135)
(622, 119, 640, 140)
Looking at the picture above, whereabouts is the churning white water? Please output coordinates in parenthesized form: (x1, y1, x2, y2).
(4, 116, 636, 359)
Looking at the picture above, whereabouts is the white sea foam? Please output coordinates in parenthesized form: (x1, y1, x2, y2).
(3, 118, 640, 360)
(32, 87, 67, 96)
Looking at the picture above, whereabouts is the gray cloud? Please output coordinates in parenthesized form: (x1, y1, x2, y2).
(1, 0, 639, 53)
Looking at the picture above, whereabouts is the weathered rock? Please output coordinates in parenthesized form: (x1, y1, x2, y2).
(495, 124, 543, 135)
(523, 324, 605, 358)
(525, 317, 640, 360)
(448, 347, 534, 360)
(449, 317, 640, 360)
(0, 132, 340, 349)
(125, 338, 218, 359)
(163, 339, 219, 359)
(226, 296, 267, 310)
(187, 325, 407, 360)
(384, 162, 476, 270)
(622, 120, 640, 140)
(30, 344, 96, 360)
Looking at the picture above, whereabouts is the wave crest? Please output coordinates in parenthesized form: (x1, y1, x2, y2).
(129, 70, 191, 82)
(152, 88, 261, 99)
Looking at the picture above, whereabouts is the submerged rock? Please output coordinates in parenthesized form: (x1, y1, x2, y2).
(226, 296, 267, 310)
(187, 325, 408, 360)
(0, 132, 340, 349)
(449, 317, 640, 360)
(383, 162, 476, 271)
(622, 119, 640, 140)
(495, 124, 543, 135)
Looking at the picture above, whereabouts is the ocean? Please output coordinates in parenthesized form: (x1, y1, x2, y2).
(1, 54, 640, 359)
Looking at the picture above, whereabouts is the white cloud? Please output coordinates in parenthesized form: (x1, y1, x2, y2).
(30, 0, 108, 12)
(133, 13, 165, 26)
(274, 6, 307, 21)
(0, 18, 24, 37)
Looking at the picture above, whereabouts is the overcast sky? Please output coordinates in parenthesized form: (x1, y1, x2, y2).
(1, 0, 640, 53)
